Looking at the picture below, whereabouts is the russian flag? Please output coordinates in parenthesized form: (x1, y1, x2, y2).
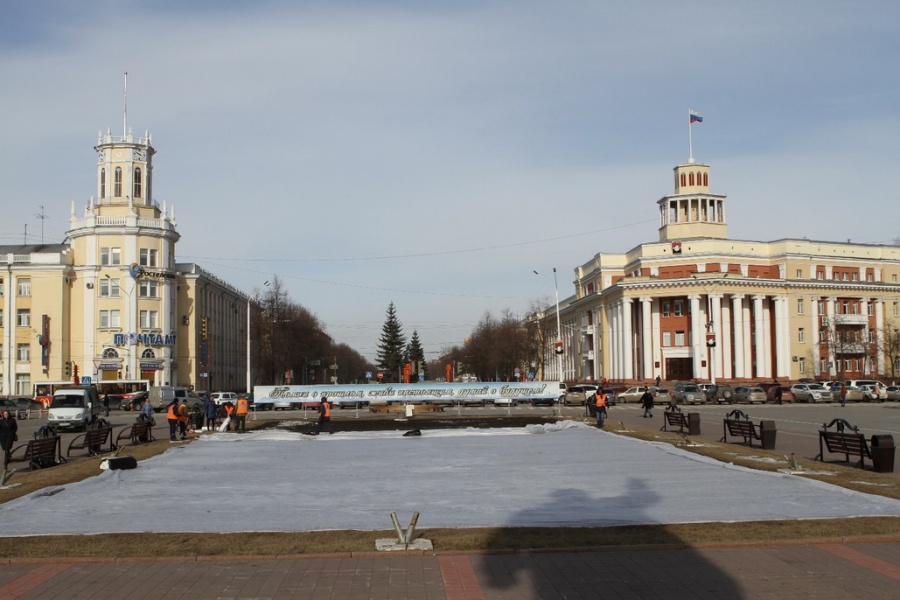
(689, 110, 703, 123)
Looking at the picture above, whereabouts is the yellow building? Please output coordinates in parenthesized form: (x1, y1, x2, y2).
(1, 128, 247, 397)
(540, 159, 900, 385)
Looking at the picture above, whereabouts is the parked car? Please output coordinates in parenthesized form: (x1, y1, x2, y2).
(652, 388, 672, 404)
(699, 384, 734, 403)
(790, 383, 831, 403)
(0, 399, 19, 412)
(210, 391, 239, 406)
(885, 385, 900, 401)
(6, 397, 42, 411)
(672, 383, 706, 405)
(843, 386, 865, 402)
(564, 386, 591, 406)
(123, 390, 149, 411)
(766, 386, 795, 403)
(618, 386, 655, 403)
(493, 397, 515, 407)
(858, 384, 886, 402)
(733, 386, 767, 404)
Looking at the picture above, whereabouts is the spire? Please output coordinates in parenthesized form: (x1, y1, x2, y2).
(123, 72, 128, 138)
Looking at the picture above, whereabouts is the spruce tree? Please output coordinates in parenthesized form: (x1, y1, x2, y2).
(406, 330, 427, 381)
(376, 302, 406, 382)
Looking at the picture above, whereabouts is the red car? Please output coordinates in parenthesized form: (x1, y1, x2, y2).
(766, 386, 794, 403)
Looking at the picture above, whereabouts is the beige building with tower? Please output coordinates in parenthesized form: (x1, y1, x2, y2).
(539, 159, 900, 385)
(1, 126, 247, 397)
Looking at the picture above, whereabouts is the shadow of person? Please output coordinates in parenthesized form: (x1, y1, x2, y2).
(474, 478, 742, 598)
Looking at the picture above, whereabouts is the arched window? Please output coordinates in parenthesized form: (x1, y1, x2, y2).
(100, 168, 106, 198)
(133, 168, 142, 199)
(689, 172, 695, 186)
(102, 348, 119, 359)
(114, 167, 122, 197)
(680, 173, 686, 188)
(141, 348, 156, 359)
(703, 173, 708, 186)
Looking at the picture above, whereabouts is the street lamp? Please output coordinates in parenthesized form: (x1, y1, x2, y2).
(246, 281, 269, 393)
(534, 268, 564, 404)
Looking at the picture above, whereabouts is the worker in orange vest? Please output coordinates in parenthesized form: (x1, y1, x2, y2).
(224, 402, 235, 432)
(594, 390, 608, 428)
(166, 399, 180, 441)
(314, 396, 333, 435)
(235, 396, 249, 433)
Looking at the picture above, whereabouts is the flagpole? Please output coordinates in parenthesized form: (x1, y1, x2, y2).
(688, 109, 694, 164)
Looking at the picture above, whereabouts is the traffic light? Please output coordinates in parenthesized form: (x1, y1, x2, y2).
(64, 361, 71, 377)
(201, 317, 209, 340)
(73, 364, 79, 384)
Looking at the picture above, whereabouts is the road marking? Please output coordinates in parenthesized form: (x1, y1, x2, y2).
(439, 555, 485, 600)
(818, 544, 900, 581)
(0, 563, 72, 599)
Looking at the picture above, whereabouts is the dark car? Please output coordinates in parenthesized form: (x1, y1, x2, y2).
(0, 399, 20, 412)
(123, 391, 150, 411)
(702, 384, 734, 404)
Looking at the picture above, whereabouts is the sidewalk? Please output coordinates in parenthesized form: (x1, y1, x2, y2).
(1, 539, 899, 599)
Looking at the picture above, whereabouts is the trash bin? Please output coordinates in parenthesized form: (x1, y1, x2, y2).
(758, 420, 777, 450)
(870, 435, 895, 473)
(687, 412, 701, 436)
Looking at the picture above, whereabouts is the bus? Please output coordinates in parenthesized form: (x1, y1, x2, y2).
(34, 381, 74, 408)
(95, 379, 152, 410)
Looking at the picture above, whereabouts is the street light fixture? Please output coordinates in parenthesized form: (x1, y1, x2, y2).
(246, 281, 270, 393)
(534, 268, 564, 413)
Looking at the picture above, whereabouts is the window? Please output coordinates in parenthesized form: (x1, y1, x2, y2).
(866, 272, 873, 282)
(139, 279, 158, 298)
(662, 300, 670, 317)
(141, 348, 156, 359)
(893, 274, 898, 283)
(134, 167, 142, 199)
(798, 328, 805, 343)
(894, 302, 899, 317)
(797, 299, 804, 314)
(17, 278, 31, 297)
(99, 277, 120, 297)
(674, 300, 684, 317)
(139, 248, 158, 267)
(99, 309, 121, 329)
(15, 374, 30, 396)
(17, 343, 30, 362)
(17, 309, 30, 327)
(0, 309, 3, 327)
(102, 348, 119, 359)
(140, 310, 158, 329)
(796, 269, 803, 279)
(114, 167, 122, 197)
(798, 358, 806, 374)
(101, 247, 121, 265)
(662, 332, 671, 347)
(100, 168, 106, 198)
(675, 331, 685, 346)
(869, 329, 875, 343)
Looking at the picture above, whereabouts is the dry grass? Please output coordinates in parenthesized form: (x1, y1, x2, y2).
(2, 418, 899, 559)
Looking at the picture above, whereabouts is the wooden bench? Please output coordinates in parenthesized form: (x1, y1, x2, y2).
(8, 436, 66, 470)
(660, 404, 699, 435)
(115, 420, 155, 447)
(67, 426, 115, 457)
(719, 410, 776, 449)
(816, 419, 872, 469)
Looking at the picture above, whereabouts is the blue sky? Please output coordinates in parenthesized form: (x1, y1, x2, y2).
(2, 1, 899, 362)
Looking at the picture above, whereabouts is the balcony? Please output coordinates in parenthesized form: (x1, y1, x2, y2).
(833, 314, 868, 326)
(834, 343, 869, 355)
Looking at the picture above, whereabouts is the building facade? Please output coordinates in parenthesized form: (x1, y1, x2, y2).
(539, 160, 900, 385)
(0, 127, 248, 396)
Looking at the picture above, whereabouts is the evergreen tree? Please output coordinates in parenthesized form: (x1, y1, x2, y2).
(376, 302, 406, 382)
(406, 330, 427, 381)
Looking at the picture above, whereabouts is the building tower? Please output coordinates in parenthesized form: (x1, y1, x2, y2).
(66, 127, 181, 385)
(657, 163, 728, 242)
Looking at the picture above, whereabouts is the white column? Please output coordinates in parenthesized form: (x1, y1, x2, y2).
(810, 297, 820, 376)
(774, 296, 790, 378)
(689, 295, 704, 379)
(742, 299, 753, 378)
(752, 295, 766, 379)
(607, 303, 617, 380)
(641, 298, 653, 380)
(622, 299, 634, 380)
(651, 299, 661, 381)
(826, 297, 837, 376)
(876, 299, 885, 375)
(721, 295, 733, 379)
(710, 294, 723, 380)
(731, 295, 745, 379)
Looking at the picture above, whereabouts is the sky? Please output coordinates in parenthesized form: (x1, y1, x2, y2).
(2, 1, 899, 362)
(3, 421, 899, 535)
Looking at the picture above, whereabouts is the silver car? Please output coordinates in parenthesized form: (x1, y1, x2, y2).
(790, 383, 831, 403)
(733, 386, 767, 404)
(672, 383, 706, 405)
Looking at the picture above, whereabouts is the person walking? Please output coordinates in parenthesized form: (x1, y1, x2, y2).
(166, 399, 180, 441)
(314, 396, 334, 435)
(593, 390, 608, 428)
(141, 396, 155, 423)
(177, 399, 189, 440)
(773, 385, 783, 405)
(102, 394, 110, 417)
(640, 388, 654, 418)
(204, 396, 218, 431)
(235, 395, 249, 433)
(840, 383, 848, 407)
(1, 409, 19, 469)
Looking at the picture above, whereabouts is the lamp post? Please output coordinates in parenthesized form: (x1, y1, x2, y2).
(246, 281, 269, 393)
(534, 268, 564, 413)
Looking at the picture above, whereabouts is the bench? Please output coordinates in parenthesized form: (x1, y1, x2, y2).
(8, 436, 66, 470)
(67, 426, 115, 457)
(816, 419, 872, 469)
(660, 404, 700, 435)
(720, 410, 776, 449)
(115, 420, 155, 447)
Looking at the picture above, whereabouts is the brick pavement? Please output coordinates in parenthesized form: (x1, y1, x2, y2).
(1, 540, 898, 599)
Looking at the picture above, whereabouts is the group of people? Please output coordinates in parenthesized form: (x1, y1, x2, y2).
(592, 388, 654, 429)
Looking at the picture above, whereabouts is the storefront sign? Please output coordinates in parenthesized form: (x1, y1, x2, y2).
(114, 333, 176, 346)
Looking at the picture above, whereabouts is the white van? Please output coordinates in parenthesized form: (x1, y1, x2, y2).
(48, 385, 101, 431)
(149, 386, 197, 412)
